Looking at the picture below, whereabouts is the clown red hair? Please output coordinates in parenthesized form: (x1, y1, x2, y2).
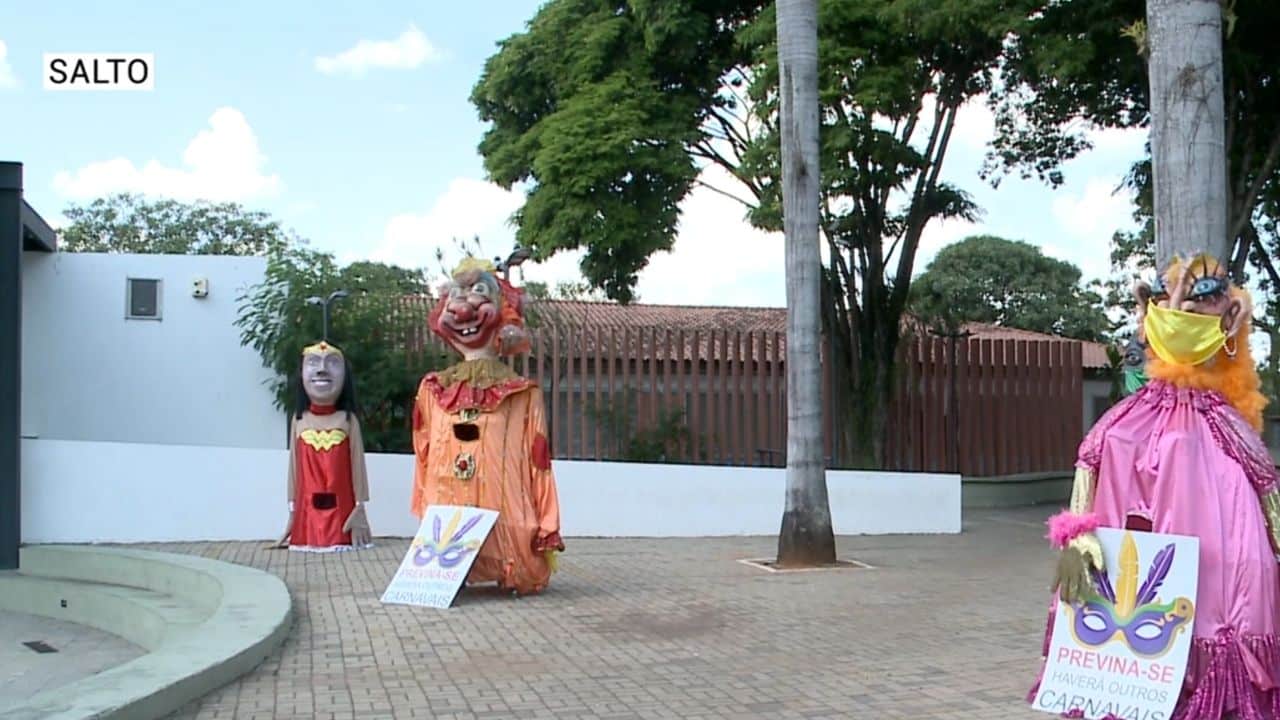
(494, 277, 530, 356)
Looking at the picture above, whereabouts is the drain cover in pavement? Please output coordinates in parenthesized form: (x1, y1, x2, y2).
(22, 641, 58, 654)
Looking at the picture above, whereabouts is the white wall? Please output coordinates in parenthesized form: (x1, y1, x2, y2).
(20, 439, 961, 543)
(21, 252, 282, 449)
(1082, 377, 1113, 433)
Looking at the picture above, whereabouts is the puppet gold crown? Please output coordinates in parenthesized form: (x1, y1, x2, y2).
(302, 341, 343, 357)
(451, 257, 496, 277)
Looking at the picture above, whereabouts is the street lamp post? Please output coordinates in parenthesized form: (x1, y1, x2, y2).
(305, 289, 350, 341)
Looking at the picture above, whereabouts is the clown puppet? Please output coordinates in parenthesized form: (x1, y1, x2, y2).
(1031, 252, 1280, 719)
(273, 341, 373, 552)
(409, 256, 564, 596)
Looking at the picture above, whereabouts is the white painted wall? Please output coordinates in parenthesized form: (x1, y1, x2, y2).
(20, 439, 961, 543)
(20, 252, 282, 449)
(1082, 377, 1114, 433)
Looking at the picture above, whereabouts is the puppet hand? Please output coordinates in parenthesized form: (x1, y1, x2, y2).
(497, 325, 531, 356)
(1054, 542, 1102, 604)
(267, 511, 294, 550)
(533, 531, 564, 554)
(344, 505, 371, 547)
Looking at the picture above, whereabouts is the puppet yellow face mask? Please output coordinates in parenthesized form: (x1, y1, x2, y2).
(1143, 301, 1227, 366)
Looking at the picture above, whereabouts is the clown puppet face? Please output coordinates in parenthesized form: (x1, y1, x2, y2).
(431, 269, 506, 360)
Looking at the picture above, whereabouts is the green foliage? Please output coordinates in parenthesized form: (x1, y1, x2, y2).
(473, 0, 1027, 466)
(471, 0, 763, 302)
(989, 0, 1280, 291)
(61, 193, 289, 255)
(1256, 303, 1280, 411)
(748, 0, 1025, 466)
(235, 241, 450, 453)
(585, 389, 693, 463)
(740, 0, 1008, 246)
(1106, 344, 1124, 404)
(908, 235, 1113, 341)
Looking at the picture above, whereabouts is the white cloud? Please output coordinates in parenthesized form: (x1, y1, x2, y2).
(0, 40, 18, 89)
(912, 215, 983, 275)
(368, 178, 525, 274)
(904, 95, 998, 168)
(634, 164, 783, 306)
(954, 104, 997, 154)
(1049, 176, 1138, 282)
(52, 107, 281, 202)
(315, 25, 442, 77)
(365, 99, 1143, 309)
(1088, 125, 1146, 158)
(367, 165, 784, 306)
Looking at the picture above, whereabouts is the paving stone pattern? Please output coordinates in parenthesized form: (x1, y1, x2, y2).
(154, 508, 1059, 719)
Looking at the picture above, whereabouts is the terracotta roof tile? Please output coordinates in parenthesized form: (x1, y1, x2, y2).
(530, 300, 1111, 369)
(531, 300, 786, 334)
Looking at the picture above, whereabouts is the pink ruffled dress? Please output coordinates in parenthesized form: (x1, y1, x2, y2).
(1031, 380, 1280, 720)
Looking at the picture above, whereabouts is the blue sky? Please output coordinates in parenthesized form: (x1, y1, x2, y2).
(0, 1, 1147, 308)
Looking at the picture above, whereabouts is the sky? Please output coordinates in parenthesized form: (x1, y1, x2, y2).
(0, 1, 1148, 309)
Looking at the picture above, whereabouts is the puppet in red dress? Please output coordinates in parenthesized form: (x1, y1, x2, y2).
(273, 341, 373, 552)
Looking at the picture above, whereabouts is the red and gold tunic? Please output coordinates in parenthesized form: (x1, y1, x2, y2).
(410, 359, 564, 594)
(288, 405, 368, 551)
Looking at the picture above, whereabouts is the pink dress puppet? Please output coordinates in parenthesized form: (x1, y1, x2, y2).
(1031, 254, 1280, 719)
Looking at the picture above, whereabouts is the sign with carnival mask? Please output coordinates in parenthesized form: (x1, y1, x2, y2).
(1032, 528, 1199, 720)
(380, 505, 499, 608)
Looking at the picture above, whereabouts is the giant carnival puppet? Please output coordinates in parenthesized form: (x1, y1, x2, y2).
(1033, 252, 1280, 719)
(273, 340, 374, 552)
(409, 253, 564, 596)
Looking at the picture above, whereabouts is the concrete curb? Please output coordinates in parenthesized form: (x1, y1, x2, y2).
(0, 545, 292, 720)
(961, 471, 1073, 509)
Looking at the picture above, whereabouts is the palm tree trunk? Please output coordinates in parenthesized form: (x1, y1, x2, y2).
(776, 0, 837, 567)
(1146, 0, 1227, 266)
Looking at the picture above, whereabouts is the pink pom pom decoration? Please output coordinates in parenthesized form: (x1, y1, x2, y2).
(1045, 511, 1100, 550)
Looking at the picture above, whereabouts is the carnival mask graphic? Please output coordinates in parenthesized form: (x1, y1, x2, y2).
(411, 509, 484, 568)
(1066, 533, 1195, 658)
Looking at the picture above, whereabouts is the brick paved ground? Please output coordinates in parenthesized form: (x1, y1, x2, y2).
(156, 507, 1058, 720)
(0, 610, 145, 708)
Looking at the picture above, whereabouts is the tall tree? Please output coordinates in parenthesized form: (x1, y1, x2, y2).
(776, 0, 836, 567)
(1146, 0, 1227, 266)
(910, 235, 1112, 341)
(469, 0, 764, 302)
(472, 0, 1023, 467)
(987, 1, 1278, 283)
(60, 193, 287, 255)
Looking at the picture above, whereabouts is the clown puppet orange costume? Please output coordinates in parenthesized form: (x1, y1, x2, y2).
(273, 341, 373, 553)
(410, 257, 564, 595)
